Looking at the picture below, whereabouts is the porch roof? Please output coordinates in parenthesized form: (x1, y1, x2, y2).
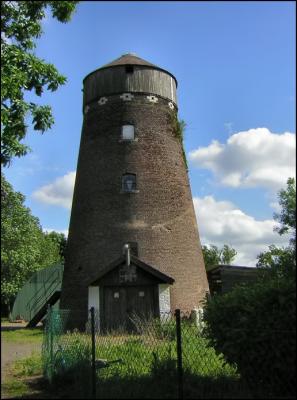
(88, 255, 175, 286)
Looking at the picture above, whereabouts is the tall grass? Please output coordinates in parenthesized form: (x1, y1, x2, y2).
(42, 316, 249, 398)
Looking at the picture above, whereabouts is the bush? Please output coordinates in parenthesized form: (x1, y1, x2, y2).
(203, 277, 296, 397)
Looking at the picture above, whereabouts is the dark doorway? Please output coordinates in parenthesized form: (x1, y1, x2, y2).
(102, 285, 158, 332)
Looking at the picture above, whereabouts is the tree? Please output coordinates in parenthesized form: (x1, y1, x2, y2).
(274, 177, 296, 246)
(1, 174, 62, 314)
(202, 244, 237, 269)
(1, 1, 78, 166)
(257, 177, 296, 279)
(203, 177, 296, 397)
(44, 231, 67, 262)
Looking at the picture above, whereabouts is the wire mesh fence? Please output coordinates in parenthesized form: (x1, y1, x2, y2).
(42, 307, 296, 399)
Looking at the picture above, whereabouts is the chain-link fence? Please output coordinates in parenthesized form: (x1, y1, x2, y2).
(42, 307, 296, 399)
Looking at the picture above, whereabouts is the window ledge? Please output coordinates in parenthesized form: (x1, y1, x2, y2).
(118, 138, 138, 143)
(120, 190, 139, 194)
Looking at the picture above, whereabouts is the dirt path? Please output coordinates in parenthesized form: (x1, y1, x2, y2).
(1, 341, 42, 378)
(1, 323, 43, 399)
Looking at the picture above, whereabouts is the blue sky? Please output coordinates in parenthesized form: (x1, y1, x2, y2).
(4, 1, 296, 265)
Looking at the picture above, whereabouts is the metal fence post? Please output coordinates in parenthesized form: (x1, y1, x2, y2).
(175, 309, 184, 399)
(90, 307, 96, 399)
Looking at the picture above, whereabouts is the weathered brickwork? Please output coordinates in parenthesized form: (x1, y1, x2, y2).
(60, 57, 209, 320)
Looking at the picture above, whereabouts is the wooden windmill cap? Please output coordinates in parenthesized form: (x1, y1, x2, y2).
(101, 53, 157, 68)
(83, 54, 178, 86)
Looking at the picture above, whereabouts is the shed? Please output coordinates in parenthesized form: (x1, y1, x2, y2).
(207, 265, 260, 295)
(88, 255, 174, 332)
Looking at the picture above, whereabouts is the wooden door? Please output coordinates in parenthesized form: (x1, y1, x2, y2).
(102, 287, 127, 332)
(102, 285, 157, 332)
(126, 286, 156, 331)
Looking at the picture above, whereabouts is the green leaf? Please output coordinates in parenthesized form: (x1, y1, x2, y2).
(1, 1, 78, 166)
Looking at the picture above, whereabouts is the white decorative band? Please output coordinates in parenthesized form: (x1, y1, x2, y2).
(120, 93, 134, 101)
(98, 97, 108, 105)
(147, 95, 158, 103)
(85, 94, 176, 111)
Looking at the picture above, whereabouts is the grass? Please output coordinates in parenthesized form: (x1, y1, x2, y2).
(1, 353, 44, 399)
(42, 319, 250, 399)
(12, 353, 43, 377)
(90, 332, 247, 399)
(1, 327, 43, 343)
(1, 319, 250, 399)
(1, 379, 29, 398)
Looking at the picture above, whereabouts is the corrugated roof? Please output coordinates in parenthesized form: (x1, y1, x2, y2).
(101, 53, 157, 68)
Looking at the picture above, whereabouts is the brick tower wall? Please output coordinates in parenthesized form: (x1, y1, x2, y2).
(60, 63, 209, 320)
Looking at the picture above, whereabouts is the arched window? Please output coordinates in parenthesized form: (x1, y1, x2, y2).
(122, 174, 136, 192)
(122, 125, 135, 140)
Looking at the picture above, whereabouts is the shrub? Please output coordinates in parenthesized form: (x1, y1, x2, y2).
(203, 277, 296, 397)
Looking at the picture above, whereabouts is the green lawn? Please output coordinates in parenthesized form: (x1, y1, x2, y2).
(42, 323, 250, 399)
(1, 327, 44, 343)
(1, 322, 251, 399)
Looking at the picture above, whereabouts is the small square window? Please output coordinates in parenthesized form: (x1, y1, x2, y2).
(114, 292, 120, 299)
(125, 65, 134, 74)
(139, 291, 145, 297)
(122, 174, 136, 192)
(122, 125, 135, 140)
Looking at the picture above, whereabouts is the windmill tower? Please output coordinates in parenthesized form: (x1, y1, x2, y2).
(60, 54, 209, 330)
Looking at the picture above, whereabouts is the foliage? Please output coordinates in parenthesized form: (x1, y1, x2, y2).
(202, 277, 296, 397)
(169, 112, 188, 170)
(203, 177, 296, 397)
(1, 174, 63, 311)
(256, 177, 296, 279)
(1, 1, 78, 166)
(44, 231, 67, 262)
(202, 244, 237, 269)
(273, 177, 296, 240)
(256, 244, 296, 280)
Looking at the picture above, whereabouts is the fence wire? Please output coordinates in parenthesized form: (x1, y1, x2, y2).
(42, 307, 296, 399)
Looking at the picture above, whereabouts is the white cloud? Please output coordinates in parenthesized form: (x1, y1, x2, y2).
(32, 171, 76, 209)
(189, 128, 296, 191)
(194, 195, 289, 267)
